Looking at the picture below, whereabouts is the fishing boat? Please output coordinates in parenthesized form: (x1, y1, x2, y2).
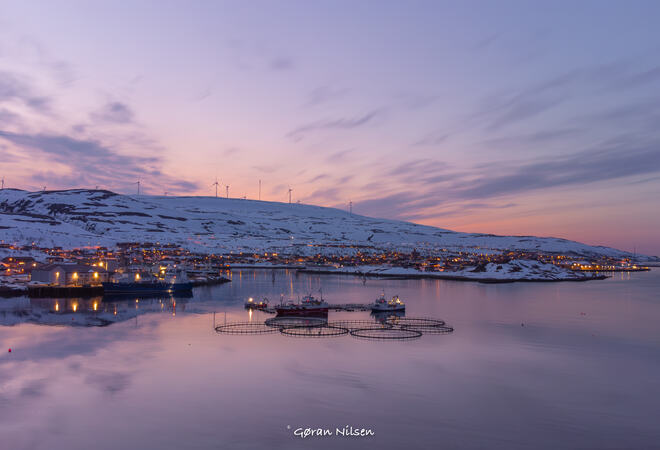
(371, 293, 405, 312)
(275, 294, 329, 316)
(102, 270, 193, 294)
(244, 297, 269, 309)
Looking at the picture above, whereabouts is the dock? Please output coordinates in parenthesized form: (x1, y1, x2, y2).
(250, 303, 373, 314)
(28, 285, 104, 298)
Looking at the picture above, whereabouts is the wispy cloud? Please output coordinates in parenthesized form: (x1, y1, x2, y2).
(287, 109, 382, 141)
(0, 130, 198, 193)
(452, 139, 660, 200)
(325, 149, 354, 163)
(304, 86, 350, 107)
(0, 70, 51, 111)
(90, 101, 135, 124)
(269, 56, 294, 70)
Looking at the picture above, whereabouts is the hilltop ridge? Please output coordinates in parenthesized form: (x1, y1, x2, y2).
(0, 189, 649, 259)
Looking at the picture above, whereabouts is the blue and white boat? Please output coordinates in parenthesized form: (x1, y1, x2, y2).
(102, 270, 193, 294)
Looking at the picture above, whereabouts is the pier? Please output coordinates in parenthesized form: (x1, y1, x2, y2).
(28, 285, 104, 298)
(249, 303, 373, 314)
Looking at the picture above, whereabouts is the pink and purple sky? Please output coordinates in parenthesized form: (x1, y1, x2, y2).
(1, 1, 659, 255)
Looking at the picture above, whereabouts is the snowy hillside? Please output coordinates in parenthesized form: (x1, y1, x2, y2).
(0, 189, 646, 258)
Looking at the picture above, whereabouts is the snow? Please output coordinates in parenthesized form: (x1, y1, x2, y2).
(301, 260, 595, 282)
(0, 188, 651, 259)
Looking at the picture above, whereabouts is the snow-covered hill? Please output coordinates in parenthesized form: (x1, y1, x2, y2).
(0, 189, 647, 259)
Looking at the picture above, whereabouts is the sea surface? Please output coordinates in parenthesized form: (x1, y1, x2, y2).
(1, 269, 659, 450)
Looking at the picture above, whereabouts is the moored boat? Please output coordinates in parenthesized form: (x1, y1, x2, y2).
(244, 297, 269, 309)
(371, 293, 405, 312)
(102, 270, 193, 294)
(275, 294, 329, 316)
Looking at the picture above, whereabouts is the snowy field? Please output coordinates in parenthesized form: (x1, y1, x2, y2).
(0, 189, 647, 259)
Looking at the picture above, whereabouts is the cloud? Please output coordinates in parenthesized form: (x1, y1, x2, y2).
(0, 70, 51, 111)
(471, 32, 502, 52)
(452, 138, 660, 200)
(386, 158, 458, 184)
(0, 130, 198, 193)
(287, 110, 382, 141)
(413, 132, 450, 147)
(479, 128, 583, 149)
(325, 149, 354, 163)
(0, 107, 21, 126)
(269, 57, 294, 70)
(304, 86, 350, 107)
(90, 101, 135, 124)
(307, 173, 330, 183)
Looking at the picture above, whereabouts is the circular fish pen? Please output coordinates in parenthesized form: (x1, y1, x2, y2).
(350, 327, 423, 340)
(329, 320, 393, 331)
(279, 325, 349, 338)
(385, 317, 446, 328)
(215, 322, 279, 334)
(264, 316, 327, 328)
(216, 315, 453, 340)
(404, 325, 454, 334)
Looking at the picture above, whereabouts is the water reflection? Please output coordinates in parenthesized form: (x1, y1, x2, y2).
(0, 269, 659, 450)
(0, 295, 192, 327)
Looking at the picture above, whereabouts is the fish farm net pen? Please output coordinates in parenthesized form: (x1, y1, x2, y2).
(349, 327, 423, 340)
(402, 325, 454, 334)
(384, 317, 446, 328)
(215, 323, 280, 334)
(264, 317, 327, 328)
(279, 325, 350, 337)
(328, 320, 394, 331)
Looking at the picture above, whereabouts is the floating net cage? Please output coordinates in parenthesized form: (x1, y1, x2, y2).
(216, 316, 453, 340)
(279, 325, 349, 338)
(328, 320, 393, 331)
(350, 327, 423, 340)
(215, 322, 279, 334)
(264, 316, 327, 328)
(385, 317, 446, 328)
(404, 325, 454, 334)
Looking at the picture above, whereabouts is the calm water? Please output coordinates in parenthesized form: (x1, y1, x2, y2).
(1, 269, 660, 450)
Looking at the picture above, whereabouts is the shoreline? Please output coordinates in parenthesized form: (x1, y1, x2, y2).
(297, 268, 610, 283)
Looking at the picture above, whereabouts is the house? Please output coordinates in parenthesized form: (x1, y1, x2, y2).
(1, 256, 38, 274)
(30, 264, 109, 286)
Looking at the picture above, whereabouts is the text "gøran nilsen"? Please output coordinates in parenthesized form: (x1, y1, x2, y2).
(293, 426, 375, 439)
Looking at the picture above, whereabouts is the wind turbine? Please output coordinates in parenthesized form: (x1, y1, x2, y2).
(212, 178, 220, 198)
(349, 200, 353, 214)
(1, 177, 4, 190)
(42, 186, 47, 192)
(225, 185, 229, 199)
(134, 180, 141, 195)
(258, 179, 261, 201)
(287, 187, 293, 204)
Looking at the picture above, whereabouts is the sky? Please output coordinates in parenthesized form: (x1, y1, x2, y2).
(1, 0, 660, 255)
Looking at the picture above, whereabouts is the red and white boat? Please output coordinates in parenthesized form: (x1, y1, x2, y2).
(275, 294, 329, 316)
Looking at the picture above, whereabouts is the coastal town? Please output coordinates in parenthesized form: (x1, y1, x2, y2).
(0, 240, 650, 298)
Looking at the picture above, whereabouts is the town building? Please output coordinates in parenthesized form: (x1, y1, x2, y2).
(30, 264, 109, 286)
